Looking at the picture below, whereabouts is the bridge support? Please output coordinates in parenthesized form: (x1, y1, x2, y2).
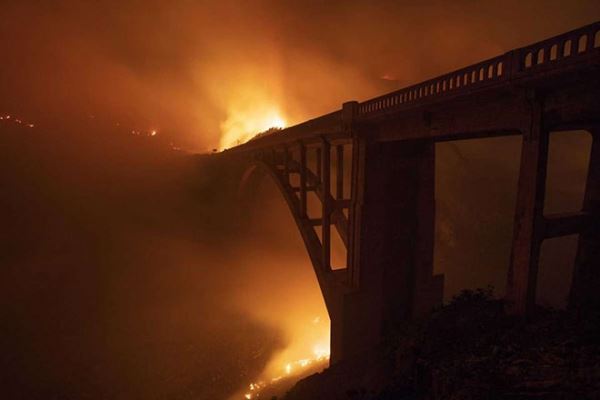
(506, 97, 547, 316)
(507, 105, 600, 316)
(330, 136, 443, 363)
(570, 127, 600, 310)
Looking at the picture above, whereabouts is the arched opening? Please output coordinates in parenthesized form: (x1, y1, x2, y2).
(435, 136, 522, 301)
(550, 44, 558, 61)
(497, 61, 504, 77)
(525, 52, 533, 68)
(563, 40, 572, 57)
(544, 130, 592, 215)
(536, 130, 593, 309)
(537, 48, 545, 65)
(537, 235, 579, 309)
(578, 34, 588, 53)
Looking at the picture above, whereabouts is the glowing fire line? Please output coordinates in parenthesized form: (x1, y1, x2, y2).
(243, 345, 330, 400)
(241, 316, 330, 400)
(218, 105, 286, 150)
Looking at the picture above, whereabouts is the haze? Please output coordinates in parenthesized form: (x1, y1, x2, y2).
(2, 1, 599, 399)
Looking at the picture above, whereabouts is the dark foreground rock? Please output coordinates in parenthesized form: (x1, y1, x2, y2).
(284, 288, 600, 400)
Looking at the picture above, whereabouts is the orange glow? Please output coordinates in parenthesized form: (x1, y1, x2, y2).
(219, 104, 286, 150)
(236, 315, 330, 400)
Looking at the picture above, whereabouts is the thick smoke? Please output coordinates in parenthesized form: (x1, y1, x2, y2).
(1, 123, 275, 399)
(1, 1, 599, 400)
(3, 1, 598, 149)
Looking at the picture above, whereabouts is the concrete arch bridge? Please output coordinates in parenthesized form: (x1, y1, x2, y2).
(216, 22, 600, 364)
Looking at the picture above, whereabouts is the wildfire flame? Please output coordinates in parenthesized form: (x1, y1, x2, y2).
(218, 103, 286, 150)
(239, 317, 330, 400)
(0, 114, 35, 128)
(243, 348, 330, 399)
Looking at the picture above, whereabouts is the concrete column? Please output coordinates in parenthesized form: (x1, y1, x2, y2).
(299, 142, 307, 217)
(570, 128, 600, 310)
(321, 138, 331, 271)
(412, 143, 445, 317)
(330, 136, 442, 363)
(506, 96, 547, 316)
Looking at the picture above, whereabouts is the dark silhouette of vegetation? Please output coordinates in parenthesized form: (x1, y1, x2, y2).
(285, 287, 600, 399)
(249, 127, 283, 142)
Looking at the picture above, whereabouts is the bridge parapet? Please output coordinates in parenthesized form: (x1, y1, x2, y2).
(357, 21, 599, 118)
(358, 54, 507, 117)
(514, 21, 599, 75)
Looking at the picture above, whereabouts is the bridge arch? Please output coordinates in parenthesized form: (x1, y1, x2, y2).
(237, 156, 349, 315)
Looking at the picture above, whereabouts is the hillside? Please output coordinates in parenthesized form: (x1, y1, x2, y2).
(284, 289, 600, 400)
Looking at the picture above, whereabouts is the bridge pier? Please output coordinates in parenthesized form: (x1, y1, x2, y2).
(506, 97, 547, 316)
(330, 135, 443, 363)
(570, 127, 600, 310)
(506, 92, 600, 316)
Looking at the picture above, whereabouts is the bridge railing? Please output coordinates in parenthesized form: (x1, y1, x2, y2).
(358, 21, 600, 117)
(358, 54, 507, 116)
(512, 21, 600, 76)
